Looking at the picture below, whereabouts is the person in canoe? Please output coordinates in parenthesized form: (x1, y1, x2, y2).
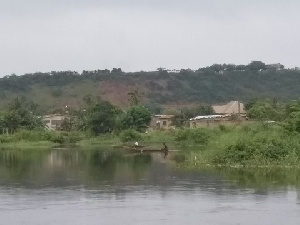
(134, 141, 139, 149)
(161, 143, 168, 151)
(161, 143, 169, 158)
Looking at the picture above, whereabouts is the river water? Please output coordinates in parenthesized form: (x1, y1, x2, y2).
(0, 148, 300, 225)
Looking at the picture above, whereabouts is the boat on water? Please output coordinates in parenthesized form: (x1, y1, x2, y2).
(112, 144, 178, 153)
(112, 145, 147, 150)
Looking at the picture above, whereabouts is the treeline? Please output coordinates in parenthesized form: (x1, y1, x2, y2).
(1, 61, 300, 111)
(0, 94, 216, 145)
(2, 95, 300, 166)
(1, 95, 300, 135)
(0, 93, 215, 135)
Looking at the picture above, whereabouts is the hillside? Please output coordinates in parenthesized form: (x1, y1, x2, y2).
(1, 67, 300, 112)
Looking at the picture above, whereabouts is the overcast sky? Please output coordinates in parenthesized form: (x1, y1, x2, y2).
(1, 0, 300, 76)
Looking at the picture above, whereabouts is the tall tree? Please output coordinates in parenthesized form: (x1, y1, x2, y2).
(246, 98, 285, 121)
(127, 88, 144, 106)
(285, 99, 300, 132)
(0, 97, 43, 132)
(120, 106, 151, 132)
(248, 61, 266, 71)
(79, 98, 121, 135)
(172, 105, 214, 127)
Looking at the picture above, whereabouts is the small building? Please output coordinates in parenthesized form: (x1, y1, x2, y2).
(212, 101, 246, 116)
(190, 101, 247, 128)
(42, 114, 68, 131)
(265, 63, 284, 71)
(150, 115, 175, 130)
(189, 115, 229, 127)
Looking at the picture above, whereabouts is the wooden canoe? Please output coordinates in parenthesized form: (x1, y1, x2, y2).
(112, 145, 147, 150)
(121, 148, 178, 153)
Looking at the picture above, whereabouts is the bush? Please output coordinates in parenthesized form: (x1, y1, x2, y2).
(210, 126, 293, 165)
(175, 128, 211, 144)
(66, 132, 84, 144)
(0, 129, 86, 146)
(14, 130, 49, 142)
(49, 132, 65, 144)
(0, 135, 14, 143)
(119, 129, 143, 143)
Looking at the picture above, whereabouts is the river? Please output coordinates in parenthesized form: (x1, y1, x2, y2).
(0, 148, 300, 225)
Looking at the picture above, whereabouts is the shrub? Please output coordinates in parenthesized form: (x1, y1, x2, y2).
(175, 128, 211, 144)
(119, 129, 143, 143)
(211, 127, 291, 165)
(49, 133, 65, 144)
(66, 131, 84, 144)
(0, 135, 14, 143)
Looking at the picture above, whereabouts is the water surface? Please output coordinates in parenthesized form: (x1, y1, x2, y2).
(0, 148, 300, 225)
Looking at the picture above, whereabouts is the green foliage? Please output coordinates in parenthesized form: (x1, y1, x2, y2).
(173, 105, 214, 127)
(246, 98, 285, 121)
(119, 129, 143, 143)
(0, 129, 84, 145)
(120, 106, 151, 132)
(167, 79, 183, 91)
(285, 99, 300, 132)
(222, 137, 288, 164)
(142, 129, 175, 143)
(50, 87, 63, 98)
(79, 98, 121, 135)
(49, 132, 65, 144)
(0, 97, 44, 132)
(204, 124, 300, 165)
(244, 98, 300, 134)
(127, 88, 144, 106)
(1, 63, 300, 110)
(248, 61, 266, 71)
(175, 128, 211, 144)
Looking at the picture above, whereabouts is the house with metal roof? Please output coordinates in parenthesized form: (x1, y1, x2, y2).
(212, 101, 246, 115)
(189, 101, 247, 127)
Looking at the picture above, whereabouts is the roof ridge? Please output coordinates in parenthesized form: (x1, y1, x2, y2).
(225, 101, 237, 113)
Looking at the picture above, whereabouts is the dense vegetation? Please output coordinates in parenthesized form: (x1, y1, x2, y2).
(1, 61, 300, 112)
(1, 61, 300, 167)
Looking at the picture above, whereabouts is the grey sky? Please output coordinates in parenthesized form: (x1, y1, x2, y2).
(1, 0, 300, 76)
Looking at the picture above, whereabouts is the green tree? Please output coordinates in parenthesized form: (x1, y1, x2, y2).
(173, 105, 214, 127)
(248, 61, 266, 71)
(79, 98, 121, 135)
(0, 110, 22, 133)
(0, 97, 43, 133)
(128, 88, 144, 106)
(285, 99, 300, 132)
(246, 99, 285, 121)
(120, 106, 151, 132)
(210, 64, 223, 73)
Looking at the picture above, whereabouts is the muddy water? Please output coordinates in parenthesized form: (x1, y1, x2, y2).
(0, 148, 299, 225)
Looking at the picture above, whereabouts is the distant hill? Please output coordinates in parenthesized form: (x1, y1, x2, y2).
(1, 66, 300, 113)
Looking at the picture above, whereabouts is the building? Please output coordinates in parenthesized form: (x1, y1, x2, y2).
(149, 115, 175, 130)
(212, 101, 246, 115)
(42, 114, 68, 130)
(265, 63, 284, 71)
(190, 101, 247, 128)
(189, 115, 224, 127)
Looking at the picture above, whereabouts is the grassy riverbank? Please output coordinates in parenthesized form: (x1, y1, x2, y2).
(179, 123, 300, 168)
(2, 123, 300, 168)
(0, 130, 85, 149)
(77, 124, 300, 169)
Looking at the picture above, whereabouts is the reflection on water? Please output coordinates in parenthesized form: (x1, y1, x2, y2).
(0, 148, 300, 225)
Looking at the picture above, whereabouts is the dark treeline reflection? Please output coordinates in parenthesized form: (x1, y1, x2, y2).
(1, 149, 300, 193)
(0, 148, 153, 188)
